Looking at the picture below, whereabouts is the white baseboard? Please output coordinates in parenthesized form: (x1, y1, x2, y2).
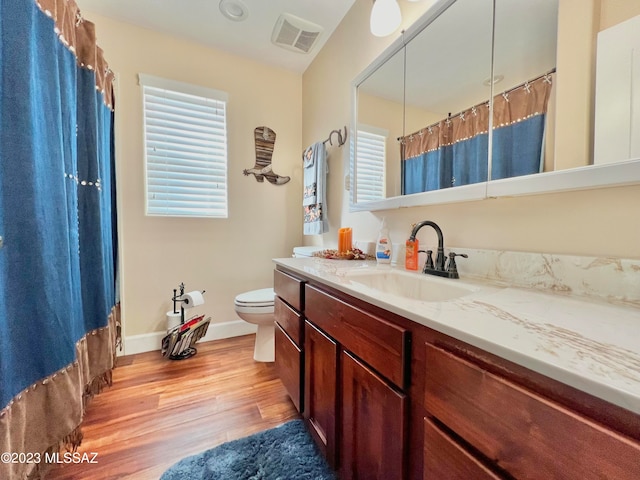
(120, 320, 258, 356)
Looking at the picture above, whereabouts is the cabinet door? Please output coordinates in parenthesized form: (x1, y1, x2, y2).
(304, 320, 338, 468)
(274, 322, 303, 412)
(341, 351, 407, 480)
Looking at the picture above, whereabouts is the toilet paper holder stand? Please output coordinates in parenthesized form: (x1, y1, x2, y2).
(172, 282, 206, 325)
(162, 282, 210, 361)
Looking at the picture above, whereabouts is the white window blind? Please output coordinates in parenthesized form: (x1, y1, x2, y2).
(139, 74, 229, 218)
(355, 127, 386, 203)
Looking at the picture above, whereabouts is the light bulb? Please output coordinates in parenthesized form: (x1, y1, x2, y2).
(370, 0, 402, 37)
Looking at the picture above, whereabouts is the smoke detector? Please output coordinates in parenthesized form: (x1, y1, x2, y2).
(271, 13, 324, 54)
(219, 0, 249, 22)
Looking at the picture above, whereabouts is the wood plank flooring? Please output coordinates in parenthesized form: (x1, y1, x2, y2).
(46, 334, 299, 480)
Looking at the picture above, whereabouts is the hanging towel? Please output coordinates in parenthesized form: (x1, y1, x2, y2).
(303, 141, 329, 235)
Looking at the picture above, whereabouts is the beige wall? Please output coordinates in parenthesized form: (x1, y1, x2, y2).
(302, 0, 640, 258)
(89, 14, 303, 338)
(600, 0, 640, 28)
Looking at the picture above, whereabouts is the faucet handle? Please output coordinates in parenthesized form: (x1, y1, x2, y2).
(447, 252, 468, 277)
(424, 250, 434, 269)
(418, 249, 434, 273)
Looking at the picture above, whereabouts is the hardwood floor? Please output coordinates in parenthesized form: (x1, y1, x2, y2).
(46, 335, 299, 480)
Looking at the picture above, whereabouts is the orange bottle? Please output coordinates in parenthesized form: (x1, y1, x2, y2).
(405, 238, 419, 270)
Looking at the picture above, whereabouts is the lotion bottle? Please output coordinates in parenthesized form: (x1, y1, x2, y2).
(376, 218, 392, 264)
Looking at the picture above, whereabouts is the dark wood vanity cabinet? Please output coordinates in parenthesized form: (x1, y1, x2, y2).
(273, 266, 640, 480)
(273, 269, 305, 412)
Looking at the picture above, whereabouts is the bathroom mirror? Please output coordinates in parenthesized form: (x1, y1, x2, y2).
(351, 0, 640, 211)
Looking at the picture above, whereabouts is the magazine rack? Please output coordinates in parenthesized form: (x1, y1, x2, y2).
(161, 314, 210, 360)
(161, 283, 210, 360)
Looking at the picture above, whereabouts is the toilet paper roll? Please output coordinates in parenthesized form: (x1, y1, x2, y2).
(181, 290, 205, 309)
(166, 311, 181, 331)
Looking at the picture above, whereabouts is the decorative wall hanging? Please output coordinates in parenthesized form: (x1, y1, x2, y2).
(243, 126, 290, 185)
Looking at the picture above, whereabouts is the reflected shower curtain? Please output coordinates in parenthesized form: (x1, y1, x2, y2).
(0, 1, 118, 478)
(491, 75, 553, 180)
(402, 104, 489, 194)
(401, 74, 552, 194)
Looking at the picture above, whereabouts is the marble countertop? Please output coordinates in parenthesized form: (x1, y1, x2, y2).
(273, 257, 640, 415)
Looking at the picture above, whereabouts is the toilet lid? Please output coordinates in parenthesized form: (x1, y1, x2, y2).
(235, 288, 275, 307)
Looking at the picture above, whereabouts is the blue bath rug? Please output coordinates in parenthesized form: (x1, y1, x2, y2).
(159, 419, 336, 480)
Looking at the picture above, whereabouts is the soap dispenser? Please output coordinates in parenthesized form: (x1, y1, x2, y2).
(376, 218, 392, 264)
(405, 237, 419, 270)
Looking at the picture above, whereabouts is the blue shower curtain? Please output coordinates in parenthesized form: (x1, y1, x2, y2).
(492, 114, 546, 179)
(402, 122, 488, 194)
(401, 75, 552, 194)
(0, 0, 118, 478)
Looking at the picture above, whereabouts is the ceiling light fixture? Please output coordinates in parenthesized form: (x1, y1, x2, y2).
(370, 0, 402, 37)
(219, 0, 249, 22)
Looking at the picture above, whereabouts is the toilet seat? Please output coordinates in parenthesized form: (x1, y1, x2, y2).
(234, 288, 275, 314)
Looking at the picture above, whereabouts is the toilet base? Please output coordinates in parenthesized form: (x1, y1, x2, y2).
(253, 323, 275, 362)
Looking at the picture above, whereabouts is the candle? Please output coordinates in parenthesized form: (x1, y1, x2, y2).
(338, 227, 352, 254)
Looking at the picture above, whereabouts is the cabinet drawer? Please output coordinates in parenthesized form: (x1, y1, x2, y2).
(274, 269, 305, 311)
(275, 296, 303, 347)
(423, 417, 501, 480)
(305, 284, 409, 390)
(275, 323, 303, 412)
(424, 343, 640, 480)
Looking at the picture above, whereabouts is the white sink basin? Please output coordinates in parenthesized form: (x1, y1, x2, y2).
(345, 268, 480, 302)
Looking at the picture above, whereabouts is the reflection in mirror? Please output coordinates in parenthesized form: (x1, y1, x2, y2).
(491, 0, 558, 181)
(402, 0, 493, 193)
(351, 0, 640, 211)
(594, 11, 640, 165)
(354, 43, 405, 202)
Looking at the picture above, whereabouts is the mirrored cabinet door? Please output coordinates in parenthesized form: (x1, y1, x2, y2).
(355, 47, 405, 203)
(490, 0, 558, 182)
(403, 0, 493, 194)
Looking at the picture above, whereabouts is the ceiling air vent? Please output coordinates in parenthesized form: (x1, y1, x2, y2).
(271, 13, 323, 54)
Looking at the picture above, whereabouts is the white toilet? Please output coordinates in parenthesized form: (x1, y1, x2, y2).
(234, 246, 322, 362)
(234, 288, 276, 362)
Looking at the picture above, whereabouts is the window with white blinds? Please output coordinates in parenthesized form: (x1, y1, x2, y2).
(354, 127, 386, 203)
(139, 74, 229, 218)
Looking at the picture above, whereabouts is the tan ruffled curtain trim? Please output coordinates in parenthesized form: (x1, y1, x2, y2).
(402, 72, 554, 160)
(35, 0, 115, 109)
(0, 306, 121, 480)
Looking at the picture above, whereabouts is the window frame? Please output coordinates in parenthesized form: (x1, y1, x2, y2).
(139, 73, 229, 218)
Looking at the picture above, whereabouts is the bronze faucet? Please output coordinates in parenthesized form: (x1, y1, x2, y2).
(409, 220, 467, 278)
